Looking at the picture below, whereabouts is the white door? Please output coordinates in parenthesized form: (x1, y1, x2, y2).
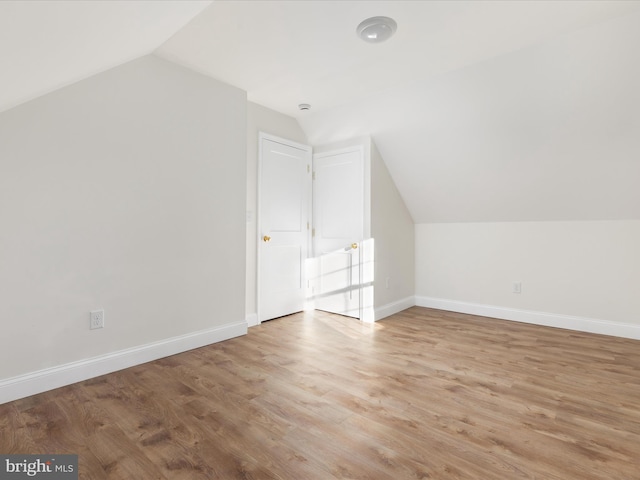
(312, 147, 364, 318)
(258, 134, 312, 322)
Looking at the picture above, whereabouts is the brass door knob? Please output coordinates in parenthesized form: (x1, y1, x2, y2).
(263, 235, 271, 242)
(351, 243, 358, 249)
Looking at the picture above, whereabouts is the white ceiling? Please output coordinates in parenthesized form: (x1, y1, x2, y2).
(0, 0, 211, 113)
(2, 0, 640, 223)
(157, 0, 639, 118)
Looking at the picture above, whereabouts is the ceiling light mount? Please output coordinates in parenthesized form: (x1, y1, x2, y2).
(356, 16, 397, 44)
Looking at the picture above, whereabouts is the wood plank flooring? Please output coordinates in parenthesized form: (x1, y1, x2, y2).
(1, 307, 640, 479)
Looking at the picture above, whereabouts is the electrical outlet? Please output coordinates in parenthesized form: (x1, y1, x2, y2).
(90, 309, 105, 329)
(512, 282, 522, 294)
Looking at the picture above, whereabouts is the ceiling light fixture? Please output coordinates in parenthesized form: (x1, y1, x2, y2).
(356, 16, 397, 44)
(298, 103, 311, 111)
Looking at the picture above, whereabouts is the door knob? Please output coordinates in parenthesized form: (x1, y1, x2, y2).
(351, 243, 358, 249)
(263, 235, 271, 242)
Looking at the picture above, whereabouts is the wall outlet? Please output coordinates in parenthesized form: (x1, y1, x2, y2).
(512, 282, 522, 294)
(90, 309, 105, 329)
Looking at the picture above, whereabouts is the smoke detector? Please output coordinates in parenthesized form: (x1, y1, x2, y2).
(356, 16, 397, 43)
(298, 103, 311, 111)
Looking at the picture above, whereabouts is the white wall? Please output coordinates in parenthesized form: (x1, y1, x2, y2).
(416, 221, 640, 338)
(0, 55, 247, 398)
(370, 141, 415, 317)
(407, 12, 640, 340)
(245, 102, 308, 322)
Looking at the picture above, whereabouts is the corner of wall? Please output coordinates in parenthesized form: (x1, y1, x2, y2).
(370, 140, 415, 311)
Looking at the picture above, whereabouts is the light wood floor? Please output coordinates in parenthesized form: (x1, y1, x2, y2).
(1, 307, 639, 479)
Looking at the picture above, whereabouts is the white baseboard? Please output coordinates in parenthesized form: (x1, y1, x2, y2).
(415, 296, 640, 341)
(0, 320, 247, 405)
(375, 296, 416, 321)
(246, 313, 259, 327)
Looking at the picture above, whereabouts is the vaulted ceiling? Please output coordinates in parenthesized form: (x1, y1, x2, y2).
(2, 1, 639, 223)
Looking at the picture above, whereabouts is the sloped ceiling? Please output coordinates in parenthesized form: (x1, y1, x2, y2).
(2, 1, 640, 223)
(298, 9, 640, 223)
(0, 0, 211, 113)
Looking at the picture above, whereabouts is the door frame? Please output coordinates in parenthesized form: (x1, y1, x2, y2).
(257, 132, 312, 323)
